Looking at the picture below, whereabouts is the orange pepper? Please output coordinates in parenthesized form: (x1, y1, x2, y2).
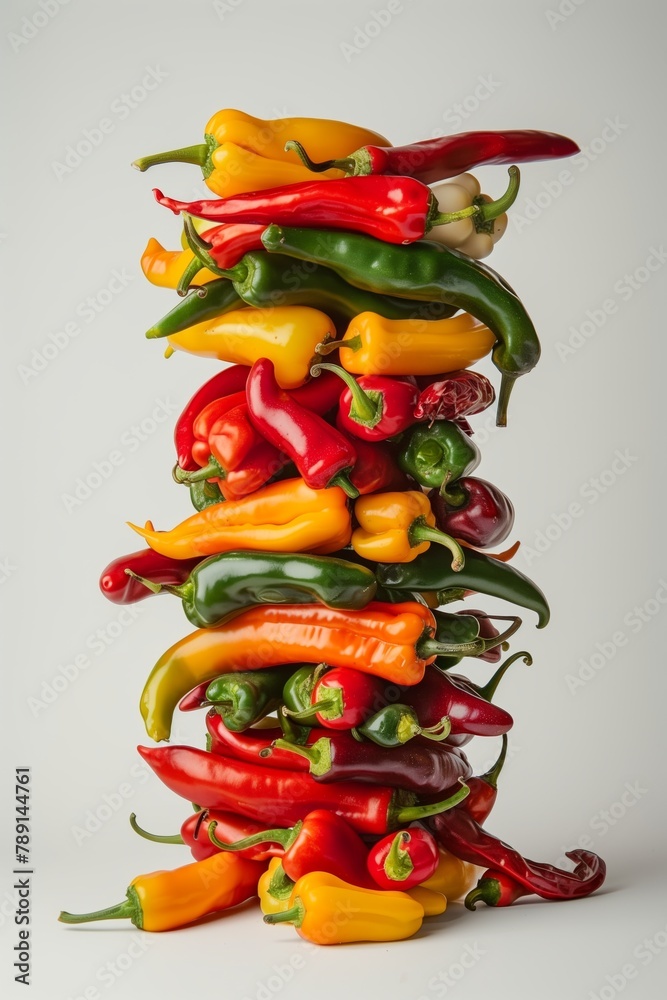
(140, 237, 219, 289)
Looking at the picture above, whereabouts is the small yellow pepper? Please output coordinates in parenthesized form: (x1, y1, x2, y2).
(352, 491, 465, 569)
(166, 305, 336, 389)
(258, 859, 295, 916)
(264, 871, 424, 945)
(335, 311, 496, 376)
(140, 237, 218, 289)
(420, 846, 479, 901)
(406, 885, 448, 916)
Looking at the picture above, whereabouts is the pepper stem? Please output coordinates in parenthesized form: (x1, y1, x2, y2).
(428, 166, 520, 231)
(418, 716, 452, 742)
(271, 737, 331, 776)
(177, 253, 206, 297)
(263, 899, 305, 927)
(59, 886, 141, 927)
(310, 362, 379, 424)
(132, 143, 209, 172)
(392, 781, 470, 826)
(172, 458, 225, 484)
(384, 832, 415, 882)
(313, 337, 360, 358)
(283, 688, 342, 723)
(208, 819, 297, 852)
(128, 811, 183, 844)
(464, 877, 501, 910)
(408, 517, 465, 572)
(477, 651, 532, 702)
(123, 569, 163, 596)
(417, 616, 522, 659)
(328, 470, 360, 499)
(479, 734, 508, 791)
(496, 372, 517, 427)
(284, 139, 355, 176)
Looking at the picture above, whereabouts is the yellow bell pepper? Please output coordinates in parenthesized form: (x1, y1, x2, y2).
(132, 110, 391, 198)
(335, 311, 496, 376)
(165, 305, 336, 389)
(420, 846, 479, 901)
(352, 491, 465, 569)
(264, 871, 424, 945)
(258, 859, 295, 916)
(140, 237, 219, 289)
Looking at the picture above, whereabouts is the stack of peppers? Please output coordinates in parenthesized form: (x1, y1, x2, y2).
(60, 109, 605, 944)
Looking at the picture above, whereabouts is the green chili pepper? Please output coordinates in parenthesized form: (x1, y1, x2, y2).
(260, 225, 541, 426)
(282, 664, 328, 728)
(353, 703, 451, 748)
(376, 547, 550, 628)
(432, 610, 481, 647)
(206, 667, 294, 731)
(397, 421, 480, 496)
(189, 480, 225, 511)
(126, 550, 377, 628)
(145, 279, 243, 339)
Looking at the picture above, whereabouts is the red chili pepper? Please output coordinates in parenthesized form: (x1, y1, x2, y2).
(174, 365, 250, 471)
(347, 436, 414, 495)
(463, 735, 508, 825)
(402, 664, 514, 739)
(414, 370, 495, 423)
(99, 548, 202, 604)
(311, 363, 418, 442)
(285, 667, 393, 730)
(208, 808, 376, 889)
(429, 477, 515, 549)
(245, 358, 359, 497)
(128, 808, 284, 863)
(137, 745, 470, 836)
(155, 168, 517, 246)
(205, 713, 311, 772)
(195, 222, 266, 270)
(465, 868, 531, 908)
(367, 828, 439, 890)
(287, 129, 579, 184)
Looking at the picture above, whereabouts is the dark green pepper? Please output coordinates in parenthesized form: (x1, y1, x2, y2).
(145, 279, 242, 339)
(376, 547, 550, 628)
(260, 225, 541, 425)
(353, 703, 451, 748)
(126, 550, 377, 627)
(397, 421, 480, 496)
(205, 667, 294, 732)
(433, 609, 481, 646)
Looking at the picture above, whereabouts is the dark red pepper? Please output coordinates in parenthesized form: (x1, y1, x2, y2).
(345, 435, 415, 495)
(245, 358, 359, 497)
(99, 548, 201, 605)
(174, 365, 250, 471)
(429, 477, 515, 549)
(208, 808, 376, 889)
(287, 129, 579, 184)
(284, 667, 393, 730)
(414, 370, 495, 423)
(402, 665, 514, 739)
(128, 809, 282, 862)
(312, 362, 418, 442)
(464, 735, 508, 825)
(367, 827, 439, 890)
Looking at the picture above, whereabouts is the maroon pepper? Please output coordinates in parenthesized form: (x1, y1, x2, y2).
(311, 362, 418, 442)
(286, 129, 579, 183)
(245, 358, 359, 497)
(128, 809, 283, 862)
(99, 548, 201, 604)
(367, 828, 439, 890)
(174, 365, 250, 471)
(402, 664, 514, 739)
(414, 370, 495, 423)
(429, 477, 515, 549)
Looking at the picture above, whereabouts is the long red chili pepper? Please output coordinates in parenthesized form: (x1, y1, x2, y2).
(205, 713, 311, 772)
(245, 358, 359, 497)
(99, 548, 201, 605)
(174, 365, 250, 471)
(195, 222, 266, 270)
(286, 129, 579, 184)
(401, 664, 514, 738)
(137, 745, 470, 836)
(129, 809, 283, 862)
(155, 168, 518, 246)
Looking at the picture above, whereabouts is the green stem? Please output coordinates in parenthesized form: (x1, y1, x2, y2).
(283, 688, 342, 723)
(59, 887, 141, 927)
(428, 166, 520, 231)
(263, 900, 305, 926)
(383, 832, 414, 882)
(310, 362, 379, 425)
(172, 458, 225, 484)
(496, 372, 517, 428)
(391, 781, 470, 826)
(313, 336, 360, 358)
(128, 812, 183, 844)
(417, 616, 522, 659)
(408, 517, 465, 572)
(284, 139, 354, 176)
(465, 878, 500, 910)
(479, 734, 508, 791)
(208, 819, 296, 852)
(177, 253, 206, 297)
(132, 143, 209, 172)
(418, 716, 452, 742)
(477, 651, 532, 702)
(328, 470, 359, 499)
(271, 737, 331, 776)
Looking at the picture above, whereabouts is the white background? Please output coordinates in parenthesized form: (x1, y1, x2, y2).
(2, 1, 666, 998)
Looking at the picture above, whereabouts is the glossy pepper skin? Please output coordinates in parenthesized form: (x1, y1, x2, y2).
(328, 311, 496, 378)
(291, 128, 579, 182)
(354, 702, 451, 748)
(264, 871, 424, 944)
(245, 358, 359, 497)
(132, 110, 390, 196)
(58, 852, 263, 932)
(414, 370, 495, 423)
(128, 477, 352, 562)
(258, 858, 295, 915)
(137, 745, 470, 836)
(368, 828, 439, 890)
(465, 868, 531, 908)
(205, 714, 311, 773)
(127, 550, 377, 627)
(311, 363, 418, 442)
(352, 490, 465, 568)
(377, 546, 550, 628)
(209, 809, 376, 890)
(401, 665, 514, 739)
(127, 809, 283, 863)
(420, 846, 478, 902)
(261, 224, 541, 426)
(140, 237, 220, 290)
(173, 365, 250, 471)
(272, 733, 472, 796)
(139, 600, 446, 741)
(205, 667, 295, 731)
(285, 667, 395, 730)
(429, 477, 515, 549)
(397, 421, 481, 497)
(99, 548, 201, 605)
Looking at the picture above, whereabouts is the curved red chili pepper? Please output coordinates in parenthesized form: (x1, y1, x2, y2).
(174, 365, 250, 471)
(199, 222, 266, 270)
(99, 549, 201, 604)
